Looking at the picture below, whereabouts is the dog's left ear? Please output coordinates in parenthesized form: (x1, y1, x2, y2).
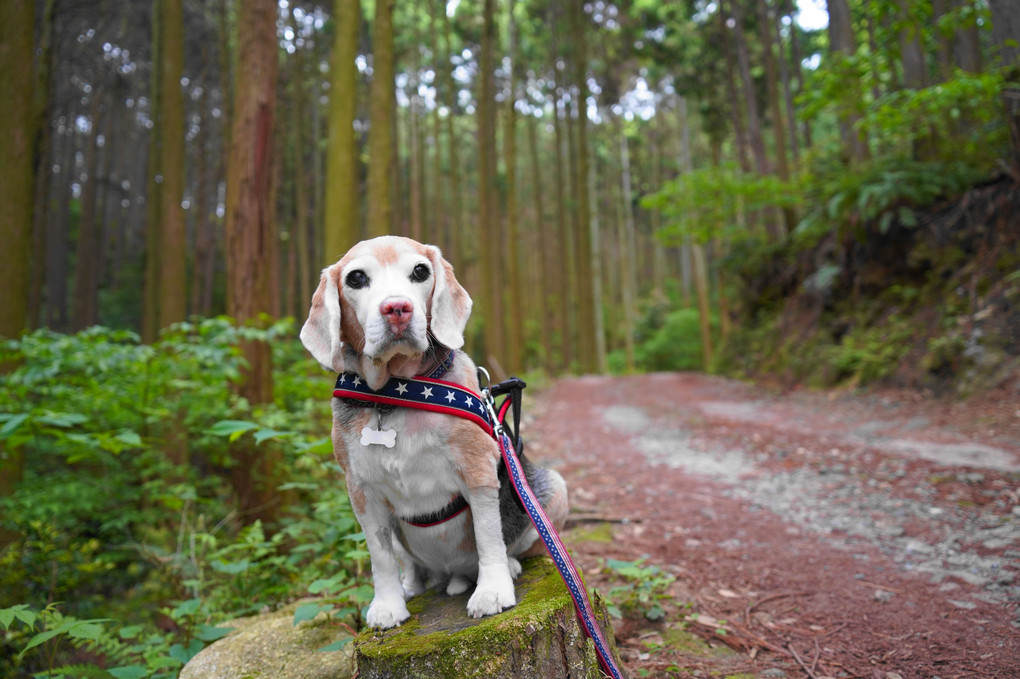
(426, 246, 473, 350)
(299, 265, 345, 372)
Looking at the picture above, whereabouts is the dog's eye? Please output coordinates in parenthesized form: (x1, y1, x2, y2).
(410, 263, 431, 283)
(345, 270, 369, 289)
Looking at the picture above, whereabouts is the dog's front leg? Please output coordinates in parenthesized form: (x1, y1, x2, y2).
(465, 485, 516, 618)
(359, 496, 411, 629)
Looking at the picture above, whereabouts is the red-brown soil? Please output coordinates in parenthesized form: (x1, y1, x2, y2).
(526, 373, 1019, 679)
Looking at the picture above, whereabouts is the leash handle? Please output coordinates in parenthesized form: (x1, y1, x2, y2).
(482, 384, 626, 679)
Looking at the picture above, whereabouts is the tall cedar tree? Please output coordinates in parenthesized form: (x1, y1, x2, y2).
(325, 0, 361, 263)
(479, 0, 505, 368)
(0, 0, 36, 547)
(0, 2, 36, 339)
(367, 0, 396, 237)
(159, 0, 188, 328)
(224, 0, 282, 524)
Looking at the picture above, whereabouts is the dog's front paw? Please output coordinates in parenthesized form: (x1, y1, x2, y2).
(508, 556, 522, 579)
(366, 598, 411, 629)
(467, 579, 516, 618)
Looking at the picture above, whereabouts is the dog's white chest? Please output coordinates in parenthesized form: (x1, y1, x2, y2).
(346, 409, 459, 510)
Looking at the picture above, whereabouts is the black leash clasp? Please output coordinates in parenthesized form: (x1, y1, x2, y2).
(490, 376, 526, 456)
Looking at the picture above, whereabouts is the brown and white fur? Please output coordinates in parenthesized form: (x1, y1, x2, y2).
(300, 236, 568, 629)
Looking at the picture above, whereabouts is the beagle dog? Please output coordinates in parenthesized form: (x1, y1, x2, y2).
(300, 236, 568, 629)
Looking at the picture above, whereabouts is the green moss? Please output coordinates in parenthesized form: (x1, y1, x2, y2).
(662, 625, 736, 659)
(569, 521, 615, 544)
(355, 557, 616, 678)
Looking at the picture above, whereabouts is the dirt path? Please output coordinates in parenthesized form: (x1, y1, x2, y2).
(524, 373, 1019, 679)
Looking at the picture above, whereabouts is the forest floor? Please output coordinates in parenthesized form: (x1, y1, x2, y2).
(525, 373, 1020, 679)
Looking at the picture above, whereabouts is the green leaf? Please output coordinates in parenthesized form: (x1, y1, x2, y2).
(168, 639, 205, 666)
(0, 604, 36, 631)
(211, 558, 250, 574)
(206, 420, 259, 441)
(294, 437, 333, 455)
(118, 625, 143, 640)
(195, 624, 234, 642)
(108, 666, 149, 679)
(171, 598, 202, 619)
(66, 620, 108, 641)
(19, 628, 65, 657)
(253, 428, 293, 445)
(293, 602, 333, 626)
(317, 636, 353, 653)
(0, 413, 29, 440)
(36, 412, 89, 427)
(115, 430, 143, 448)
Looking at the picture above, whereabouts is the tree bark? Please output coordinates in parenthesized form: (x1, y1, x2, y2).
(827, 0, 870, 163)
(72, 91, 104, 332)
(0, 0, 36, 548)
(325, 0, 362, 263)
(617, 122, 637, 373)
(367, 0, 396, 238)
(478, 0, 505, 368)
(143, 0, 164, 342)
(503, 0, 523, 375)
(570, 0, 597, 373)
(159, 0, 188, 328)
(224, 0, 281, 525)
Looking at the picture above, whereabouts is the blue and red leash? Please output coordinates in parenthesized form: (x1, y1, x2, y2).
(483, 375, 625, 679)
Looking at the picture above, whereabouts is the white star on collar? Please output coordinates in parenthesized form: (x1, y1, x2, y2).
(338, 374, 347, 384)
(395, 382, 408, 395)
(352, 376, 362, 387)
(421, 386, 434, 399)
(445, 390, 456, 403)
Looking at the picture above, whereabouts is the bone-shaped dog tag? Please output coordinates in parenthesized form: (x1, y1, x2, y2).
(361, 426, 396, 448)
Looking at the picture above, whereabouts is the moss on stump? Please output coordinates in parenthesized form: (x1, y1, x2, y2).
(355, 556, 625, 679)
(179, 599, 355, 679)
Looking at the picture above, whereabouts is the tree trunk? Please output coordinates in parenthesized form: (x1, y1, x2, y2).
(192, 60, 216, 318)
(551, 79, 570, 372)
(143, 0, 164, 342)
(355, 558, 623, 679)
(439, 0, 463, 268)
(367, 0, 396, 238)
(478, 0, 505, 369)
(324, 0, 361, 263)
(692, 243, 713, 367)
(526, 112, 552, 374)
(827, 0, 870, 163)
(618, 123, 638, 373)
(224, 0, 281, 525)
(728, 0, 769, 176)
(775, 0, 800, 164)
(28, 0, 57, 331)
(503, 0, 523, 375)
(759, 0, 793, 236)
(159, 0, 188, 328)
(570, 0, 597, 374)
(72, 91, 104, 332)
(0, 0, 36, 548)
(988, 0, 1020, 170)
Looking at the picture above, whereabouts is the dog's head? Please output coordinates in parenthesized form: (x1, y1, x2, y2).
(300, 236, 472, 384)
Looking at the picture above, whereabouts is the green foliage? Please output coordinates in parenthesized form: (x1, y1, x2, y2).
(644, 164, 800, 246)
(602, 557, 676, 622)
(0, 320, 369, 678)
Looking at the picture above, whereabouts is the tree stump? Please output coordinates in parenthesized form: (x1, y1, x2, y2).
(355, 556, 625, 679)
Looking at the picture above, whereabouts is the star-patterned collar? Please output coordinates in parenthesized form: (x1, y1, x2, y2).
(332, 367, 492, 435)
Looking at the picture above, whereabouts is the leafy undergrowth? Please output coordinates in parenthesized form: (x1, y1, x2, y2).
(719, 176, 1020, 394)
(0, 320, 371, 678)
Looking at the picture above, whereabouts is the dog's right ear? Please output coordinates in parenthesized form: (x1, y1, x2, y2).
(299, 266, 345, 373)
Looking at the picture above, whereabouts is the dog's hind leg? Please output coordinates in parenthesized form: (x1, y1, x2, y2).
(393, 536, 426, 599)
